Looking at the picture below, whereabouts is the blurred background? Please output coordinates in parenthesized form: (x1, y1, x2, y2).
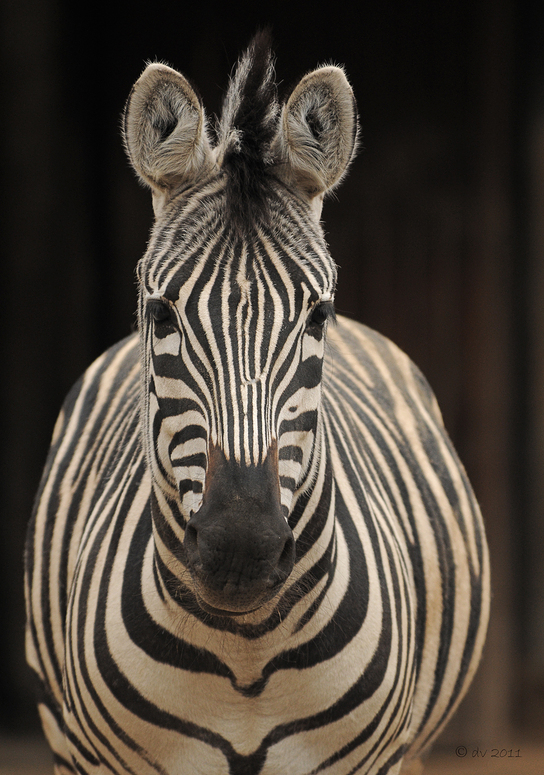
(1, 0, 543, 769)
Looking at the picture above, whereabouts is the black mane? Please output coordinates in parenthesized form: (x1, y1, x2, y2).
(218, 30, 280, 230)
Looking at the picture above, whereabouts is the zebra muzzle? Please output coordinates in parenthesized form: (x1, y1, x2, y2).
(183, 445, 295, 615)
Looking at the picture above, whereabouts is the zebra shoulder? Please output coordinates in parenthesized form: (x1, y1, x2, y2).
(25, 334, 142, 766)
(326, 314, 444, 428)
(27, 333, 142, 607)
(51, 334, 141, 456)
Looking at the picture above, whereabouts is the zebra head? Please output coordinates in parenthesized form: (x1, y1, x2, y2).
(123, 35, 358, 616)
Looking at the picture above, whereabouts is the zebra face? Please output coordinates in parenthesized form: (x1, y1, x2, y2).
(124, 42, 358, 614)
(139, 191, 336, 614)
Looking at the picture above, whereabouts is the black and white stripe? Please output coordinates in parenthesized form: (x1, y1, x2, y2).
(26, 33, 489, 775)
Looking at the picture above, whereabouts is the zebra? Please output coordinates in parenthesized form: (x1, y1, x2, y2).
(25, 33, 490, 775)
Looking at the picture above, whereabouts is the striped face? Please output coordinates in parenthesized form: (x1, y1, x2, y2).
(139, 179, 336, 611)
(123, 45, 358, 614)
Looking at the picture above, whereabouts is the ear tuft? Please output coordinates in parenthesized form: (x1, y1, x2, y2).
(123, 63, 214, 206)
(274, 66, 358, 199)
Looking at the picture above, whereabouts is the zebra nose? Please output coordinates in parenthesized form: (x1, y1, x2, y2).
(182, 445, 295, 613)
(185, 518, 294, 578)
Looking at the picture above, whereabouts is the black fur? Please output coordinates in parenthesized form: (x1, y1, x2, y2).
(219, 30, 280, 231)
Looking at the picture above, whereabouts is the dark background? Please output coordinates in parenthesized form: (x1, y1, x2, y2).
(1, 0, 543, 746)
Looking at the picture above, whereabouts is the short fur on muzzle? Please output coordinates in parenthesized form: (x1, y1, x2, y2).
(183, 444, 295, 615)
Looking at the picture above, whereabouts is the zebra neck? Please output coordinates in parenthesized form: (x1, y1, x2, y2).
(287, 414, 334, 558)
(149, 483, 192, 582)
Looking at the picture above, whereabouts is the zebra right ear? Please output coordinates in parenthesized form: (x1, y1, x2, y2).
(123, 63, 215, 215)
(273, 66, 358, 213)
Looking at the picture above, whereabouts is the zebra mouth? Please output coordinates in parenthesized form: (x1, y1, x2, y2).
(190, 574, 286, 617)
(194, 595, 261, 617)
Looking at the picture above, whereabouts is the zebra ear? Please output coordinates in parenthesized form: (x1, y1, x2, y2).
(274, 66, 358, 209)
(123, 63, 215, 214)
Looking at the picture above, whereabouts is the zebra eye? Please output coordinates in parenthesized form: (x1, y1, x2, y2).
(147, 298, 173, 325)
(309, 301, 335, 328)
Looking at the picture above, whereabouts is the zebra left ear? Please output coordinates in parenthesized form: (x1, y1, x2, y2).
(123, 63, 215, 215)
(274, 66, 358, 210)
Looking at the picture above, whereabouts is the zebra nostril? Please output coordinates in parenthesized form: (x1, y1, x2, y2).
(277, 535, 295, 576)
(184, 523, 199, 561)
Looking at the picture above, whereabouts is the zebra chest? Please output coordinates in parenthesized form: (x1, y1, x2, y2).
(62, 491, 415, 775)
(64, 612, 403, 775)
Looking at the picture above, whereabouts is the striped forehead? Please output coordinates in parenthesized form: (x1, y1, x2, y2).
(141, 182, 336, 301)
(168, 235, 333, 314)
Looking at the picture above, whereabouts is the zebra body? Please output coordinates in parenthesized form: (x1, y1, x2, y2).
(26, 35, 489, 775)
